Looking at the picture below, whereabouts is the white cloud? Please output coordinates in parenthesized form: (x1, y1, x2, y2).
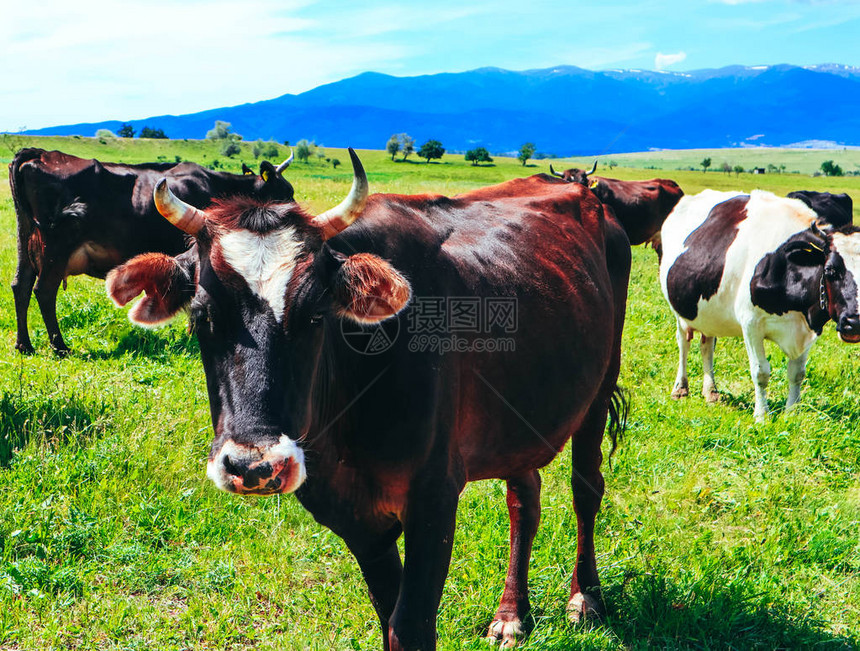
(655, 51, 687, 70)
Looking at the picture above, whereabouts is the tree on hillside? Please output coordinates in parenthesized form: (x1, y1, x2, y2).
(206, 121, 240, 141)
(733, 165, 744, 177)
(117, 123, 135, 138)
(296, 139, 316, 163)
(821, 160, 844, 177)
(386, 134, 400, 161)
(220, 140, 241, 157)
(701, 157, 712, 173)
(331, 158, 341, 169)
(400, 134, 415, 161)
(418, 139, 445, 163)
(252, 139, 265, 159)
(517, 142, 536, 166)
(465, 147, 493, 166)
(139, 126, 167, 139)
(386, 133, 415, 161)
(720, 162, 732, 175)
(253, 139, 280, 159)
(96, 129, 116, 140)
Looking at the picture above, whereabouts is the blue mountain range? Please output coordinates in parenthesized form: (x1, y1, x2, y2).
(20, 64, 860, 155)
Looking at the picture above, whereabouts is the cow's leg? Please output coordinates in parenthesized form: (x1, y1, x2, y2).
(347, 531, 403, 651)
(785, 348, 810, 413)
(486, 470, 541, 648)
(33, 267, 70, 355)
(650, 233, 663, 262)
(742, 328, 770, 421)
(671, 319, 691, 399)
(388, 477, 461, 651)
(11, 255, 37, 354)
(700, 335, 719, 403)
(567, 403, 608, 623)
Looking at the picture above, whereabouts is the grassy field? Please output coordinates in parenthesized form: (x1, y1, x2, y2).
(0, 136, 858, 650)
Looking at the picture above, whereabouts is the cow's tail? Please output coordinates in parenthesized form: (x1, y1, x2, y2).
(606, 384, 629, 461)
(9, 148, 41, 227)
(9, 148, 44, 270)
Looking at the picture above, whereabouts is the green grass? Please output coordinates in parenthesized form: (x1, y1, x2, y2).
(0, 136, 859, 649)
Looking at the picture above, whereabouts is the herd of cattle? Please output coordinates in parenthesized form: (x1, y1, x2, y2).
(7, 147, 860, 649)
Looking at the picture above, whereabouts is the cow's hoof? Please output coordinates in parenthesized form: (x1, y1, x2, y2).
(566, 592, 603, 624)
(486, 618, 524, 647)
(671, 387, 689, 399)
(705, 390, 720, 404)
(15, 342, 35, 355)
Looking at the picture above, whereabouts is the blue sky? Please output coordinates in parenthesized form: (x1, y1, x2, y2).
(2, 0, 859, 132)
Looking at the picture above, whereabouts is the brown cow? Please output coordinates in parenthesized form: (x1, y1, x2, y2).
(106, 150, 631, 649)
(551, 162, 683, 258)
(9, 148, 294, 354)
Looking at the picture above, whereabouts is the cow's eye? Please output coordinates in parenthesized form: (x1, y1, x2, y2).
(310, 313, 324, 325)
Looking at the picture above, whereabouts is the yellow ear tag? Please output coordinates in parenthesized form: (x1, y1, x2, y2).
(244, 170, 253, 176)
(590, 179, 599, 189)
(262, 170, 270, 182)
(808, 242, 824, 253)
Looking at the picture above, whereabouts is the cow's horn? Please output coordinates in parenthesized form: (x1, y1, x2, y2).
(154, 179, 206, 235)
(312, 148, 368, 240)
(586, 160, 598, 176)
(276, 149, 294, 173)
(811, 220, 833, 237)
(549, 164, 564, 178)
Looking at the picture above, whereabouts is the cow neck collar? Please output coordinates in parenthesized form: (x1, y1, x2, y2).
(806, 269, 830, 335)
(819, 271, 828, 312)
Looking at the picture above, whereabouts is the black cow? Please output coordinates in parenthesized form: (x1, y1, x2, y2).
(10, 147, 294, 354)
(107, 150, 631, 649)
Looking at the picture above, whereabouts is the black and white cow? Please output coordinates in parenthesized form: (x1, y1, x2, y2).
(660, 189, 860, 421)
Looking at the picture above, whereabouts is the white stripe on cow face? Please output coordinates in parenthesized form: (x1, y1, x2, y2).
(831, 231, 860, 297)
(219, 227, 303, 322)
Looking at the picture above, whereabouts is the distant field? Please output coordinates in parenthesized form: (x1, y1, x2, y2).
(558, 147, 860, 176)
(0, 136, 858, 650)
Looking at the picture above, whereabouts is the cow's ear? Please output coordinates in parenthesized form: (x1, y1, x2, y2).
(331, 253, 411, 324)
(259, 160, 276, 183)
(242, 163, 254, 176)
(786, 240, 826, 267)
(106, 251, 196, 327)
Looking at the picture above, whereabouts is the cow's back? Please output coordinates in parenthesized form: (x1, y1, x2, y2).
(343, 181, 630, 478)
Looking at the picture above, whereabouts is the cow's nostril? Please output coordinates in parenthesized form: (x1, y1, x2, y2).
(243, 461, 273, 489)
(222, 454, 244, 478)
(840, 316, 860, 334)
